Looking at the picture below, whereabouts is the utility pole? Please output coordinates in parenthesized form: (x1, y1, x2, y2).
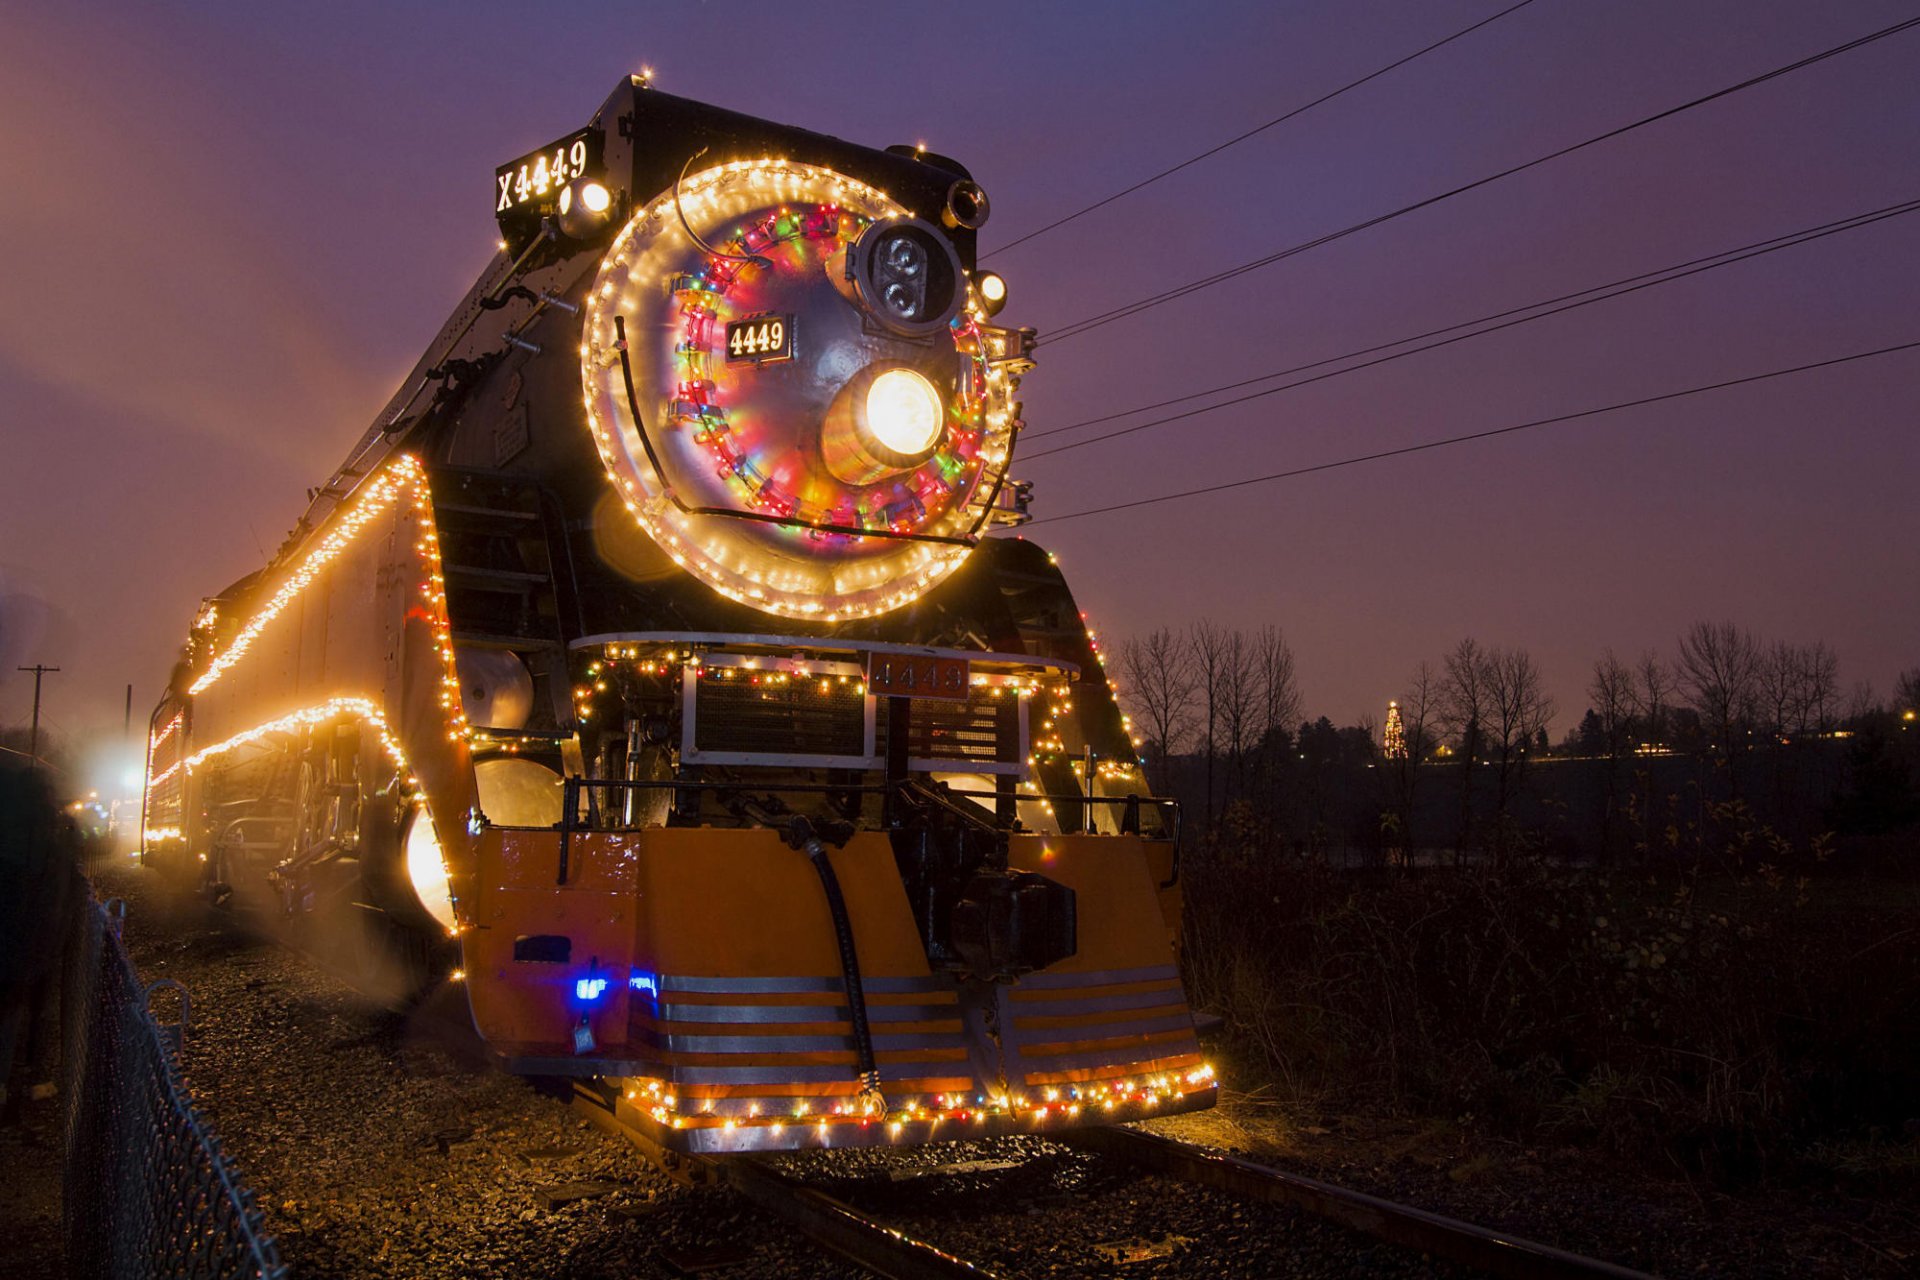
(17, 664, 60, 767)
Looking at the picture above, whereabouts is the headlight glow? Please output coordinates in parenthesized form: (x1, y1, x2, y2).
(404, 806, 458, 934)
(865, 368, 944, 456)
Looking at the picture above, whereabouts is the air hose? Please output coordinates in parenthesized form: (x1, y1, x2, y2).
(741, 802, 885, 1113)
(794, 821, 885, 1111)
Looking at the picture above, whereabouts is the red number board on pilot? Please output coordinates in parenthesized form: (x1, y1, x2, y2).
(865, 653, 970, 701)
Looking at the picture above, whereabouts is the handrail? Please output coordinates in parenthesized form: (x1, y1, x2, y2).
(548, 776, 1180, 885)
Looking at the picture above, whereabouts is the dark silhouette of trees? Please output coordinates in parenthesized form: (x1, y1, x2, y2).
(1634, 650, 1672, 750)
(1188, 620, 1230, 828)
(1485, 646, 1553, 851)
(1440, 638, 1489, 858)
(1676, 622, 1762, 774)
(1588, 649, 1635, 860)
(1118, 628, 1194, 791)
(1897, 667, 1920, 716)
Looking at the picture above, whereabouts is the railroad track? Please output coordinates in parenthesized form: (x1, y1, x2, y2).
(576, 1082, 1662, 1280)
(1064, 1126, 1661, 1280)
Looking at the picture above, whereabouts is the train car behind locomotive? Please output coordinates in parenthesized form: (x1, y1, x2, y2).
(141, 77, 1215, 1152)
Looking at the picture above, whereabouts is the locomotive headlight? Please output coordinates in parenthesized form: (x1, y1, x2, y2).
(866, 369, 944, 455)
(822, 363, 948, 485)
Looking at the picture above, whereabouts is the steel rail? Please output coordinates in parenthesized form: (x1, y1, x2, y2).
(1065, 1125, 1662, 1280)
(724, 1157, 998, 1280)
(576, 1081, 997, 1279)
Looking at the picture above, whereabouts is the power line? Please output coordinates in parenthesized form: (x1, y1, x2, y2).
(1017, 196, 1920, 461)
(1038, 14, 1920, 346)
(980, 0, 1539, 261)
(1024, 339, 1920, 527)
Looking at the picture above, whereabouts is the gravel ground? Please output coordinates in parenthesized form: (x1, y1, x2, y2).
(57, 861, 1917, 1279)
(778, 1137, 1477, 1277)
(0, 1091, 64, 1280)
(102, 863, 848, 1280)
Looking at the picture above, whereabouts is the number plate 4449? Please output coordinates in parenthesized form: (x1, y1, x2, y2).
(725, 314, 794, 364)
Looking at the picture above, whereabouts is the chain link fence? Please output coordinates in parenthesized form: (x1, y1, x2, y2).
(60, 886, 286, 1279)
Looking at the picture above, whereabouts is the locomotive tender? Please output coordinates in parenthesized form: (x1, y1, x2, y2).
(142, 78, 1214, 1152)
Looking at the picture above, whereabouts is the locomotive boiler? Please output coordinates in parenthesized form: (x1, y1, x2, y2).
(141, 78, 1215, 1152)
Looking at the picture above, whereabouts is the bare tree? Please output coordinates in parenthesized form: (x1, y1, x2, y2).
(1675, 621, 1761, 762)
(1755, 639, 1840, 738)
(1897, 667, 1920, 716)
(1485, 646, 1553, 838)
(1796, 641, 1840, 733)
(1400, 661, 1440, 763)
(1439, 638, 1489, 857)
(1118, 628, 1195, 792)
(1756, 640, 1797, 740)
(1590, 651, 1635, 757)
(1250, 626, 1301, 831)
(1188, 620, 1231, 828)
(1845, 680, 1879, 724)
(1214, 628, 1260, 805)
(1253, 626, 1302, 748)
(1633, 650, 1672, 749)
(1386, 660, 1440, 860)
(1589, 649, 1634, 861)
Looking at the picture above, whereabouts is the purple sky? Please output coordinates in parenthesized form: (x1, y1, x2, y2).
(4, 0, 1916, 758)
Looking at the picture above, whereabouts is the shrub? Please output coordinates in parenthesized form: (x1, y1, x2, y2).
(1181, 831, 1920, 1182)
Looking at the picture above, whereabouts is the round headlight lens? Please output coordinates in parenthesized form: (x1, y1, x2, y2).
(864, 368, 944, 455)
(876, 233, 930, 319)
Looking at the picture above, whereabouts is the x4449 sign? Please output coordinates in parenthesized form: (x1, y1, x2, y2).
(865, 653, 970, 701)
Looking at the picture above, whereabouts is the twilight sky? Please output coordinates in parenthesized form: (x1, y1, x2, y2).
(3, 0, 1916, 759)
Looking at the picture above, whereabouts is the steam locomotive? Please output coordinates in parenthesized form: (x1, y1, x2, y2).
(141, 78, 1214, 1152)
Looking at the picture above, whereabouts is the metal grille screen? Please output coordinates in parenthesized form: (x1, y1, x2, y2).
(878, 696, 1019, 765)
(692, 675, 867, 757)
